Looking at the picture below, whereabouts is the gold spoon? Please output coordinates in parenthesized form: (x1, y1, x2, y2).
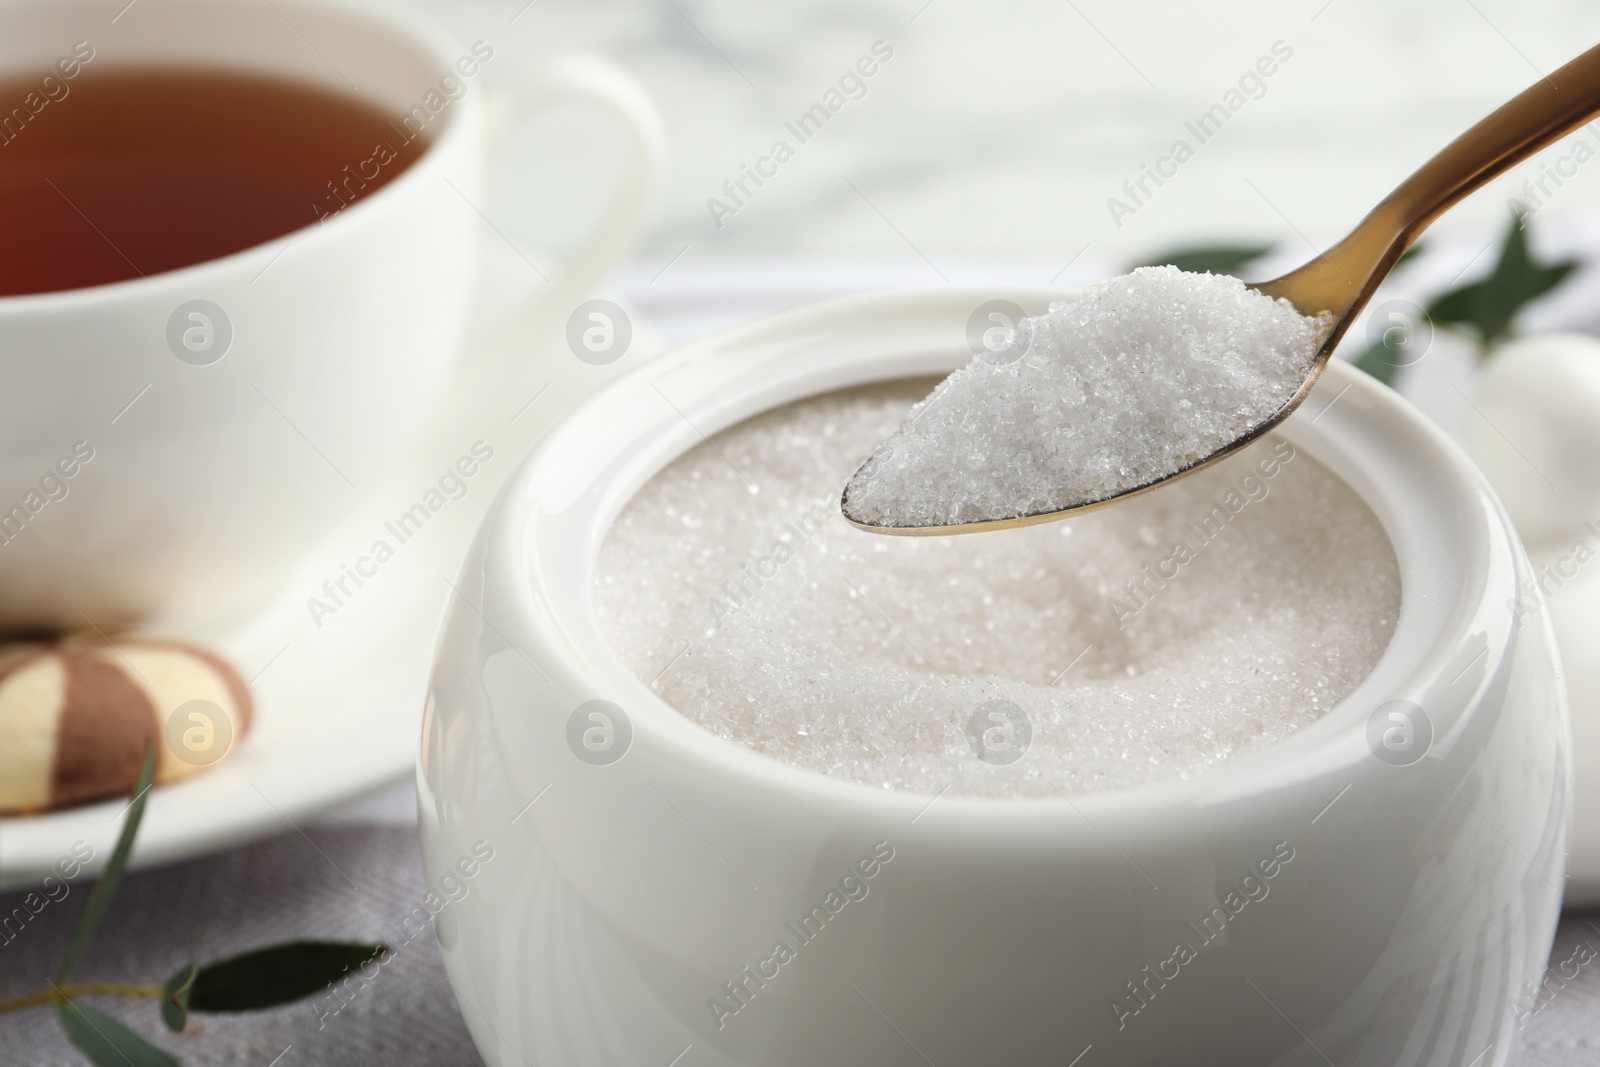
(844, 42, 1600, 536)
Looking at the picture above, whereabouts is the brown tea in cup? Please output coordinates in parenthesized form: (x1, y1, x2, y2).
(0, 65, 428, 296)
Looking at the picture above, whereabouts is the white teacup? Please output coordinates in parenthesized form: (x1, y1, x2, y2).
(0, 0, 665, 630)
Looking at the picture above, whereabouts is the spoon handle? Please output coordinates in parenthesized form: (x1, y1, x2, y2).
(1261, 42, 1600, 321)
(1381, 42, 1600, 237)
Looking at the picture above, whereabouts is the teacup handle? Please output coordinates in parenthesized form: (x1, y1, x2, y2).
(487, 52, 668, 341)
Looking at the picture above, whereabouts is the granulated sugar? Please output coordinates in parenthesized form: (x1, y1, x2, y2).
(594, 383, 1398, 798)
(843, 267, 1326, 528)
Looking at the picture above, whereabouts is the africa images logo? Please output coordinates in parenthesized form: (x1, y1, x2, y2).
(566, 700, 632, 766)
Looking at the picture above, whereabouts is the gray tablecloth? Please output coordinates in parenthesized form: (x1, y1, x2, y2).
(3, 802, 1600, 1066)
(1525, 914, 1600, 1065)
(0, 818, 485, 1067)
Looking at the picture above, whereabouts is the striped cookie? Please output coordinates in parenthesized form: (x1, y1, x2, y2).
(0, 638, 252, 814)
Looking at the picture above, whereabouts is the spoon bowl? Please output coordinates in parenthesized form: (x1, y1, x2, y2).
(844, 40, 1600, 535)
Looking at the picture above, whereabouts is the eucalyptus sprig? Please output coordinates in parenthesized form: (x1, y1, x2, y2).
(1352, 208, 1579, 383)
(0, 749, 385, 1066)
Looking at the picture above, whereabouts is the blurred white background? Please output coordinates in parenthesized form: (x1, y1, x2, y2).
(403, 0, 1600, 270)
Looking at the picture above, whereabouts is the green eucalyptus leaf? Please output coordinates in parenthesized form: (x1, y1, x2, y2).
(187, 941, 387, 1013)
(1135, 242, 1275, 276)
(161, 964, 197, 1032)
(1352, 342, 1402, 386)
(57, 747, 157, 985)
(1425, 211, 1579, 348)
(1394, 242, 1426, 271)
(57, 999, 181, 1067)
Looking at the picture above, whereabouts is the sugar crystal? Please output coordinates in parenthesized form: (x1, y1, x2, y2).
(595, 382, 1398, 798)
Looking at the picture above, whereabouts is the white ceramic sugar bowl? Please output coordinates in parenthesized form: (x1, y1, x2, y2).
(419, 289, 1567, 1067)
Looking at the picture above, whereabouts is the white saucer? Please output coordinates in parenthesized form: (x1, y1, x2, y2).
(0, 245, 663, 890)
(0, 515, 462, 890)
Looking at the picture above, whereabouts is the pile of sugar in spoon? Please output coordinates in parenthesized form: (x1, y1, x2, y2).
(843, 266, 1325, 528)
